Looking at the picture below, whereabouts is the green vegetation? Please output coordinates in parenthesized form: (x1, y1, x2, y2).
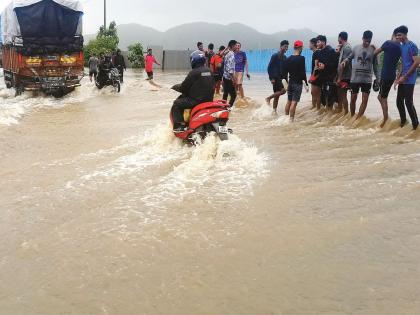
(127, 43, 145, 68)
(84, 21, 119, 62)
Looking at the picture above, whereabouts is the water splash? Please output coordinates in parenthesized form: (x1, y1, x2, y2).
(141, 133, 269, 209)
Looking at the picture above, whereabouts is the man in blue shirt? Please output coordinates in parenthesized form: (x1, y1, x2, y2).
(266, 40, 289, 115)
(374, 32, 402, 128)
(395, 25, 420, 130)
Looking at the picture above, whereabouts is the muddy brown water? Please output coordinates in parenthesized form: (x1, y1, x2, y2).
(1, 70, 420, 314)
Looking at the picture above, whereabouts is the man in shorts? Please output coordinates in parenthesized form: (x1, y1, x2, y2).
(145, 49, 161, 80)
(210, 45, 225, 94)
(341, 30, 379, 119)
(234, 42, 249, 99)
(88, 54, 99, 82)
(374, 31, 402, 127)
(336, 32, 352, 114)
(266, 40, 289, 115)
(284, 40, 309, 122)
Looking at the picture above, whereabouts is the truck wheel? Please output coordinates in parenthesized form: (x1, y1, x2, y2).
(52, 89, 65, 98)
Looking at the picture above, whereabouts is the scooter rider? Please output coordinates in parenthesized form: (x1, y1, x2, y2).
(171, 51, 215, 132)
(97, 53, 114, 87)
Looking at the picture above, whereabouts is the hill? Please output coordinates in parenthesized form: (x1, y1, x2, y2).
(84, 22, 319, 50)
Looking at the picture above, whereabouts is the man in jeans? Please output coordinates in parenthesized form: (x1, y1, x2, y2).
(342, 30, 379, 119)
(394, 25, 419, 130)
(222, 40, 238, 107)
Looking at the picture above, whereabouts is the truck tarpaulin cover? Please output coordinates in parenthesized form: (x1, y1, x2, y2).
(1, 0, 83, 51)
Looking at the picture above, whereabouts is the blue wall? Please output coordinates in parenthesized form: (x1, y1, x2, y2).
(245, 49, 313, 73)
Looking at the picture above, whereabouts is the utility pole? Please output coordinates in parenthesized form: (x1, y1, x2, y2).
(104, 0, 107, 30)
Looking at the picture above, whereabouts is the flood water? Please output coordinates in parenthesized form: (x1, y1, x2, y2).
(1, 70, 420, 314)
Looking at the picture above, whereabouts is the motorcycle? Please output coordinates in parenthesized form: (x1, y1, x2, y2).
(96, 67, 121, 93)
(170, 85, 233, 143)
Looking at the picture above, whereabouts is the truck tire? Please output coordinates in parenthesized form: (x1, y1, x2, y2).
(52, 89, 64, 98)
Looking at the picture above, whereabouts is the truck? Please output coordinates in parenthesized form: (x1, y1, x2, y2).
(1, 0, 84, 97)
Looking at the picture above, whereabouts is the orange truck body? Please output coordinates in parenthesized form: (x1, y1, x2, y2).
(2, 45, 84, 94)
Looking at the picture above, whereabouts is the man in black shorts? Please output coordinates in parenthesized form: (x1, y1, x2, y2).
(210, 46, 225, 94)
(266, 40, 289, 115)
(374, 31, 402, 127)
(341, 31, 379, 119)
(88, 54, 99, 82)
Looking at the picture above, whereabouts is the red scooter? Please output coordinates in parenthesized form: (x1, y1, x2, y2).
(170, 87, 233, 143)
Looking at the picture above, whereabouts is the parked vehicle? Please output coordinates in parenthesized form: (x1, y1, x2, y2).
(0, 0, 84, 97)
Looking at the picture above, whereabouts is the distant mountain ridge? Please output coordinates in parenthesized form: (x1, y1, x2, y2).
(84, 22, 319, 50)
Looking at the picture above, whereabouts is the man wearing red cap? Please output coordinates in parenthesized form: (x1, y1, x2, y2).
(283, 40, 309, 121)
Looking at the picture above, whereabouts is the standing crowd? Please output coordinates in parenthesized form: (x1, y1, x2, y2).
(265, 25, 419, 129)
(180, 25, 418, 129)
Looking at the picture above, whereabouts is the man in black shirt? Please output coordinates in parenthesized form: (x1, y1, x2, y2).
(266, 40, 289, 115)
(309, 38, 318, 109)
(171, 52, 215, 132)
(114, 49, 127, 83)
(284, 40, 309, 121)
(312, 35, 338, 109)
(205, 43, 215, 67)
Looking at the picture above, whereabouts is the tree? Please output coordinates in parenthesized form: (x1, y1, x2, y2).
(83, 21, 119, 63)
(128, 43, 145, 68)
(97, 21, 118, 41)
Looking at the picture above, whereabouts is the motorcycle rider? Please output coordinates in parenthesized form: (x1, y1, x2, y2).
(171, 51, 215, 132)
(97, 53, 114, 88)
(114, 49, 127, 83)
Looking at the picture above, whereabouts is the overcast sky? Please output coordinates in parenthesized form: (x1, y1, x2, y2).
(1, 0, 419, 43)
